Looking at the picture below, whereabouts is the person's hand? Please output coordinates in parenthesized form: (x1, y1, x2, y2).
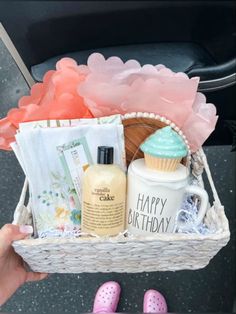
(0, 224, 47, 306)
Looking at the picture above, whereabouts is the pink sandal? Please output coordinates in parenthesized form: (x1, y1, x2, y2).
(143, 289, 168, 313)
(93, 281, 121, 313)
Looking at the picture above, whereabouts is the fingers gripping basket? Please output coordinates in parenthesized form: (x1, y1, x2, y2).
(12, 113, 230, 273)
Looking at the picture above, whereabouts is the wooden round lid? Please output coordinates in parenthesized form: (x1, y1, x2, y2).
(122, 113, 189, 167)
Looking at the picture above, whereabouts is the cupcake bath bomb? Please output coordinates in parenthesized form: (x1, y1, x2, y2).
(140, 126, 188, 171)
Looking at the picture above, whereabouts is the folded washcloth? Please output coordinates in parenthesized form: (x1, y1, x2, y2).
(15, 123, 126, 238)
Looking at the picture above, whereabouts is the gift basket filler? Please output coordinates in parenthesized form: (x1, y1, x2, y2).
(0, 54, 230, 273)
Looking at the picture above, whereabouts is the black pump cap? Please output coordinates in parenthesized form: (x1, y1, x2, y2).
(97, 146, 114, 164)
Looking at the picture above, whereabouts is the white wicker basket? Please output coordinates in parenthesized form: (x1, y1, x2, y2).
(12, 113, 230, 273)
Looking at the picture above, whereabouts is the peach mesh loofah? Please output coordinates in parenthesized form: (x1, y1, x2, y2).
(0, 58, 92, 150)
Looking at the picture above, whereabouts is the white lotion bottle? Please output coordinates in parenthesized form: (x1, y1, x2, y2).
(82, 146, 126, 236)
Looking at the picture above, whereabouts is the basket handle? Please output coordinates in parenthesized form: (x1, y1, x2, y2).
(15, 178, 30, 213)
(13, 178, 32, 225)
(197, 148, 222, 208)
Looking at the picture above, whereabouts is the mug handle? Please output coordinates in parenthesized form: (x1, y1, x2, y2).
(181, 185, 209, 226)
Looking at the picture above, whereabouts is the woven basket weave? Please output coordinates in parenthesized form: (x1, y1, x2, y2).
(12, 113, 230, 273)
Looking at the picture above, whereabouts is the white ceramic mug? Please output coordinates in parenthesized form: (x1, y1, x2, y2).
(127, 159, 208, 235)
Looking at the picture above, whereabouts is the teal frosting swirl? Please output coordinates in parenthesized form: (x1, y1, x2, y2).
(140, 126, 187, 159)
